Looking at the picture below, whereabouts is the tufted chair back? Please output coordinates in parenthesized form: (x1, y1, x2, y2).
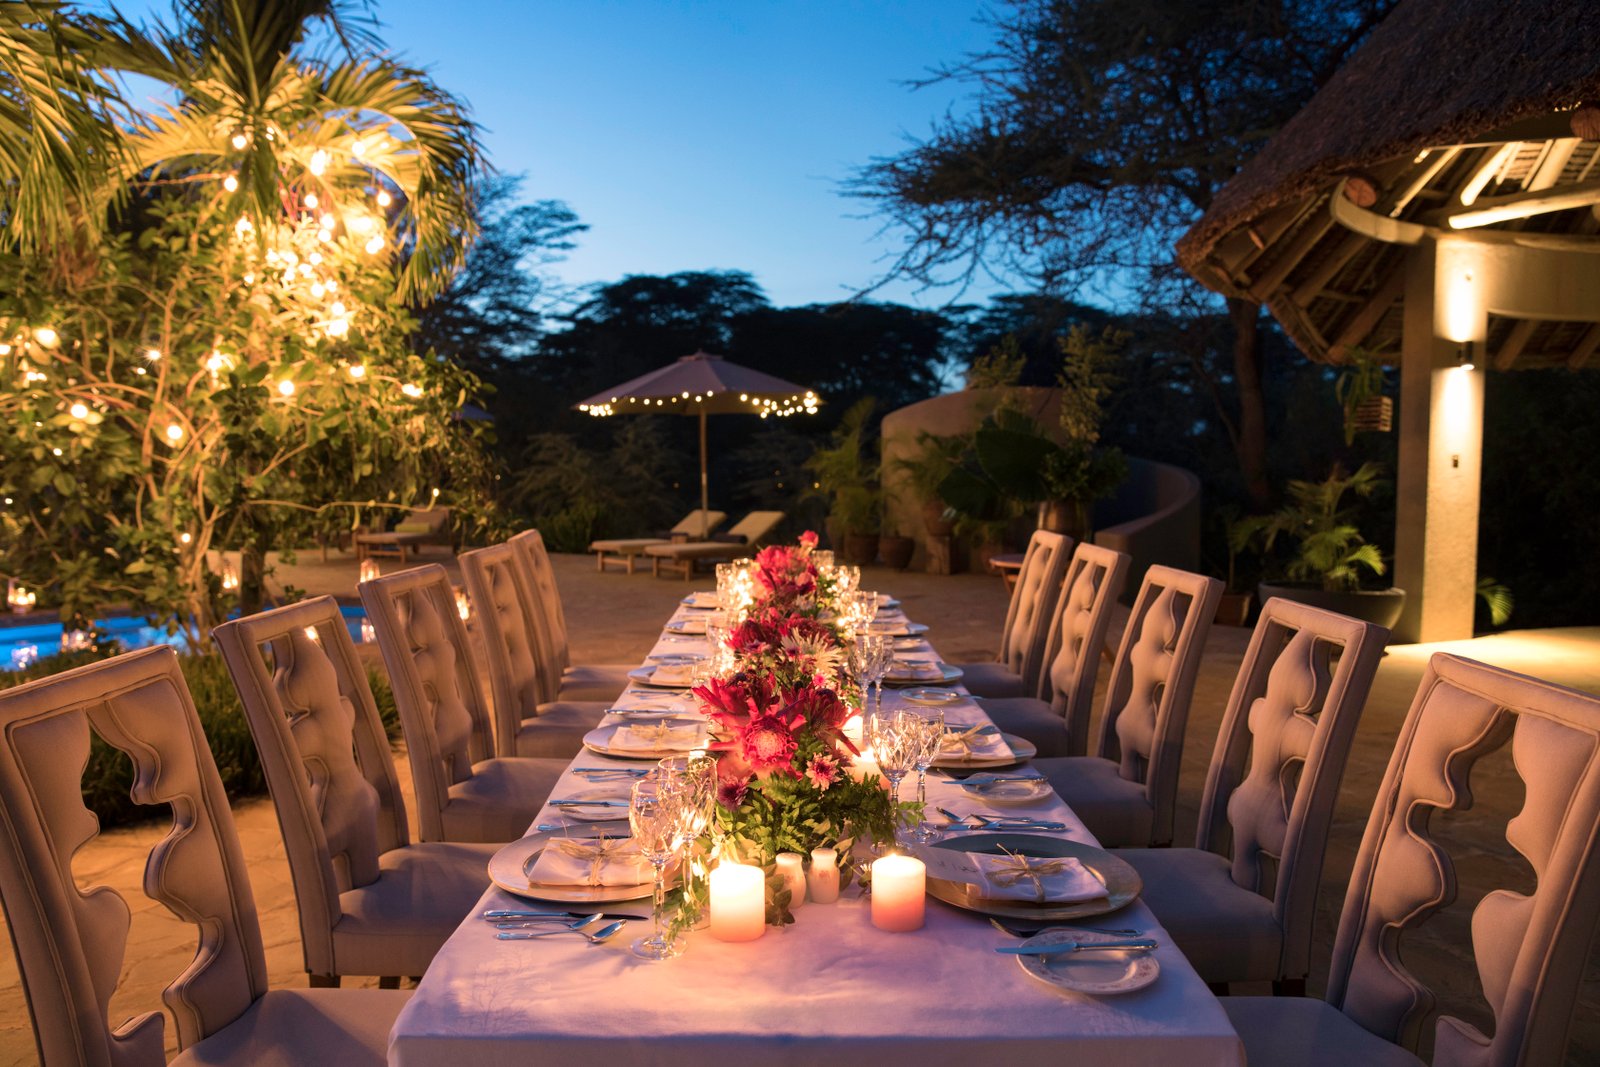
(1195, 596, 1388, 981)
(360, 564, 495, 842)
(510, 529, 571, 684)
(213, 596, 410, 977)
(996, 530, 1072, 678)
(0, 647, 268, 1065)
(1037, 542, 1130, 756)
(1092, 566, 1223, 846)
(460, 542, 549, 755)
(1323, 653, 1600, 1066)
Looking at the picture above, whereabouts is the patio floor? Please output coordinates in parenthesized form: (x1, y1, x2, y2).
(0, 549, 1596, 1064)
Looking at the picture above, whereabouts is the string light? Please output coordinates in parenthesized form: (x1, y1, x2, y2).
(348, 214, 374, 235)
(376, 190, 392, 207)
(231, 132, 248, 150)
(277, 379, 296, 397)
(309, 149, 329, 176)
(179, 532, 192, 545)
(401, 382, 424, 398)
(364, 235, 385, 254)
(69, 402, 88, 419)
(348, 364, 366, 379)
(145, 348, 161, 361)
(165, 423, 184, 442)
(304, 192, 319, 209)
(326, 318, 350, 338)
(33, 327, 58, 348)
(223, 174, 239, 193)
(0, 343, 9, 355)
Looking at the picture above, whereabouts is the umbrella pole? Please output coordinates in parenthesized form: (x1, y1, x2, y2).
(699, 408, 710, 539)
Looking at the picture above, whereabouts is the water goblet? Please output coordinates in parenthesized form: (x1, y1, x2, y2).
(660, 754, 718, 928)
(630, 778, 689, 961)
(864, 634, 894, 717)
(866, 710, 915, 841)
(904, 709, 946, 844)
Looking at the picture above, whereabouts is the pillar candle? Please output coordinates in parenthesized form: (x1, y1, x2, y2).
(870, 854, 926, 932)
(847, 746, 880, 783)
(710, 863, 765, 942)
(807, 847, 840, 904)
(775, 852, 806, 909)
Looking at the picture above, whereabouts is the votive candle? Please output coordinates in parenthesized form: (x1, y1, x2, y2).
(847, 747, 880, 783)
(870, 854, 926, 932)
(710, 863, 765, 942)
(807, 847, 840, 904)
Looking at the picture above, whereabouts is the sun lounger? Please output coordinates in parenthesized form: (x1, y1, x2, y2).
(354, 507, 452, 562)
(588, 509, 727, 572)
(644, 510, 786, 579)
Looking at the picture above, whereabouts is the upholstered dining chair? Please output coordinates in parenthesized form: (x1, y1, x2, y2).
(1220, 653, 1600, 1066)
(953, 530, 1073, 699)
(509, 528, 635, 703)
(1115, 597, 1389, 994)
(0, 646, 406, 1067)
(460, 542, 611, 757)
(214, 596, 501, 987)
(1029, 565, 1223, 846)
(360, 564, 566, 842)
(978, 542, 1131, 756)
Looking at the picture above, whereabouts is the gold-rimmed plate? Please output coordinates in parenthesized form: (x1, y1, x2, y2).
(582, 722, 708, 760)
(627, 665, 697, 689)
(931, 731, 1037, 769)
(881, 662, 963, 687)
(487, 829, 653, 903)
(922, 832, 1140, 921)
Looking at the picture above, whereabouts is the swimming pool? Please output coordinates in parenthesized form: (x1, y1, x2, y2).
(0, 605, 371, 670)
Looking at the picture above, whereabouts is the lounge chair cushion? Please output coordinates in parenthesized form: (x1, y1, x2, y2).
(172, 988, 409, 1067)
(1034, 755, 1153, 846)
(644, 541, 746, 561)
(557, 663, 632, 702)
(442, 757, 566, 843)
(1219, 996, 1424, 1067)
(954, 661, 1030, 699)
(332, 841, 498, 976)
(1116, 847, 1283, 985)
(395, 521, 434, 534)
(975, 696, 1071, 756)
(589, 538, 670, 553)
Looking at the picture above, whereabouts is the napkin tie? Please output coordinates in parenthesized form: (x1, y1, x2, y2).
(631, 722, 681, 745)
(551, 836, 631, 887)
(942, 724, 989, 755)
(988, 851, 1073, 902)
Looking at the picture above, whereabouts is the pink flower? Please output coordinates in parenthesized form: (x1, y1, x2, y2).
(799, 530, 819, 551)
(738, 711, 801, 776)
(716, 773, 751, 809)
(804, 754, 839, 791)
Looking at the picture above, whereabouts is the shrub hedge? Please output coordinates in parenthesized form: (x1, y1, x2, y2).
(0, 644, 400, 830)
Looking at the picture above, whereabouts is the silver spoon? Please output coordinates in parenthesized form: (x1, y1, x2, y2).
(497, 919, 628, 943)
(494, 913, 604, 931)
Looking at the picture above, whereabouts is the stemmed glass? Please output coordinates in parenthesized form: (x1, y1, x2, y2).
(849, 633, 892, 718)
(659, 754, 718, 928)
(866, 710, 915, 841)
(629, 777, 690, 960)
(904, 708, 946, 843)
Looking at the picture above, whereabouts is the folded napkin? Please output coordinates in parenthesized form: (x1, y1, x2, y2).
(607, 722, 706, 754)
(940, 723, 1012, 760)
(668, 616, 708, 635)
(528, 835, 650, 887)
(969, 851, 1106, 903)
(869, 621, 911, 636)
(685, 591, 721, 608)
(887, 659, 944, 681)
(649, 662, 698, 687)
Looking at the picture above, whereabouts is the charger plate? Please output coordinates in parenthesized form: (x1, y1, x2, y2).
(627, 665, 697, 689)
(488, 829, 653, 903)
(583, 722, 707, 760)
(882, 662, 963, 687)
(931, 731, 1036, 769)
(923, 832, 1140, 921)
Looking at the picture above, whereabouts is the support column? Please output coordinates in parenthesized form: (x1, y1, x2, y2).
(1393, 241, 1485, 643)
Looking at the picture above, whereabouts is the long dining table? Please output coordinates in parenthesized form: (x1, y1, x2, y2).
(387, 592, 1246, 1067)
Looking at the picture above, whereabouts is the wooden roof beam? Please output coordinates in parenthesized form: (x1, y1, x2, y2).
(1326, 264, 1407, 361)
(1291, 232, 1368, 307)
(1492, 319, 1539, 369)
(1246, 210, 1336, 302)
(1570, 324, 1600, 370)
(1447, 177, 1600, 229)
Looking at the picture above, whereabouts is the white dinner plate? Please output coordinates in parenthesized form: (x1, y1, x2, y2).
(680, 592, 722, 610)
(664, 616, 708, 635)
(645, 652, 706, 665)
(876, 595, 901, 610)
(627, 665, 697, 689)
(931, 731, 1037, 769)
(583, 722, 708, 760)
(487, 830, 652, 903)
(1015, 928, 1160, 995)
(957, 775, 1052, 804)
(882, 662, 963, 687)
(868, 621, 929, 637)
(900, 687, 965, 706)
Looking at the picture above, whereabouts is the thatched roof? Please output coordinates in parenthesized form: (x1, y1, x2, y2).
(1178, 0, 1600, 370)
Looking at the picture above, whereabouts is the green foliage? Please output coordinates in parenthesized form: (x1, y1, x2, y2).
(1244, 461, 1389, 592)
(966, 335, 1026, 389)
(804, 398, 882, 536)
(1334, 348, 1388, 446)
(505, 419, 685, 550)
(1476, 577, 1514, 629)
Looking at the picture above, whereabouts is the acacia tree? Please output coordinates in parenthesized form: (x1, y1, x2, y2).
(853, 0, 1395, 507)
(0, 0, 491, 639)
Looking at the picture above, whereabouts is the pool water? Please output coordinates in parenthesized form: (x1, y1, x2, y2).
(0, 605, 371, 671)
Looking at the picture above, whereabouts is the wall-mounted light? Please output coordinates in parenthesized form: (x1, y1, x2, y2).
(1456, 342, 1476, 372)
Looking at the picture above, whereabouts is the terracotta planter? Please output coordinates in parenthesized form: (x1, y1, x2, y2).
(879, 535, 915, 571)
(1257, 582, 1407, 630)
(842, 533, 878, 566)
(1215, 592, 1252, 627)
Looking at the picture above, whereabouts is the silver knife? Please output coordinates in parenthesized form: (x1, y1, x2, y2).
(996, 938, 1159, 956)
(551, 798, 630, 807)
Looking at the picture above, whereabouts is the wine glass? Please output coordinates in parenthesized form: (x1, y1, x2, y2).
(904, 708, 946, 843)
(630, 778, 689, 960)
(864, 634, 894, 717)
(866, 710, 914, 840)
(659, 754, 718, 928)
(849, 633, 891, 717)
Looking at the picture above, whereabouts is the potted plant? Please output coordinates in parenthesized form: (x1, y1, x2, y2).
(892, 432, 964, 537)
(804, 399, 882, 565)
(1213, 511, 1257, 627)
(1247, 461, 1406, 629)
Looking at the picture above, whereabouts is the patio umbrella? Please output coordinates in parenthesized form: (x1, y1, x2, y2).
(576, 351, 820, 538)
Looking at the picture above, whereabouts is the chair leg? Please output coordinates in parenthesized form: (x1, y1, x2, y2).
(378, 975, 401, 990)
(309, 973, 340, 988)
(1273, 978, 1306, 997)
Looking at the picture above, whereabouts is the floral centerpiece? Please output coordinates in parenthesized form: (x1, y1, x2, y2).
(677, 532, 902, 926)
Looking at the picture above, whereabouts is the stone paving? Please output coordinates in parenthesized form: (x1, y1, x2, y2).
(0, 548, 1596, 1063)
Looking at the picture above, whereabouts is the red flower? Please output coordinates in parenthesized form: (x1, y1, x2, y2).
(738, 711, 802, 776)
(804, 754, 840, 791)
(716, 773, 751, 809)
(799, 530, 819, 551)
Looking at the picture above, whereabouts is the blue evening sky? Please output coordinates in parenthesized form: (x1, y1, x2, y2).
(363, 1, 1006, 309)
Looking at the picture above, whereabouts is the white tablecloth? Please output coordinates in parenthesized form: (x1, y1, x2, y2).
(388, 597, 1245, 1067)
